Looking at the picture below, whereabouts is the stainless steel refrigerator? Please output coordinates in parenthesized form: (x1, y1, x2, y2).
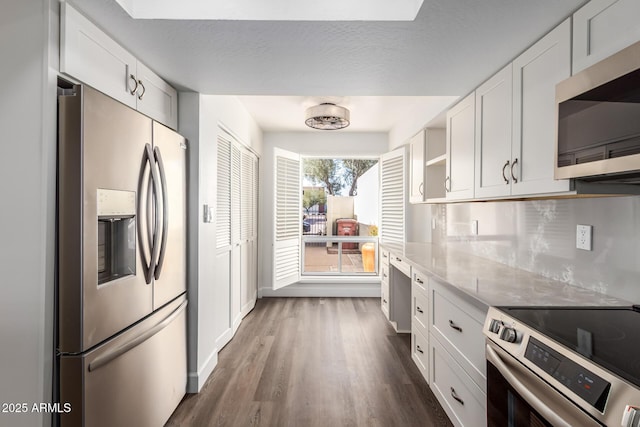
(57, 84, 187, 426)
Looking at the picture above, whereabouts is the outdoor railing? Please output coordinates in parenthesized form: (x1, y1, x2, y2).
(301, 235, 379, 276)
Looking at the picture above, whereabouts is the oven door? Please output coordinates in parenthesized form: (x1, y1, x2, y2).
(486, 340, 603, 427)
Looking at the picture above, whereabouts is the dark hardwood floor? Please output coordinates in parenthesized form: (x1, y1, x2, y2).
(166, 297, 453, 427)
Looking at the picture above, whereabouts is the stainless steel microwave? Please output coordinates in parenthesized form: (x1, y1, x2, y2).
(555, 39, 640, 183)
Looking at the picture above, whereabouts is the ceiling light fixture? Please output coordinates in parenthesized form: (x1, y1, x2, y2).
(305, 103, 350, 130)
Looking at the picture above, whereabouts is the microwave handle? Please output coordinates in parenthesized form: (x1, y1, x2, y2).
(153, 146, 169, 280)
(486, 343, 573, 427)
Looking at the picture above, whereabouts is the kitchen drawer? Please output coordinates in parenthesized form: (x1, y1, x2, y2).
(381, 249, 390, 267)
(390, 254, 411, 277)
(381, 280, 390, 319)
(430, 280, 487, 389)
(430, 336, 486, 427)
(412, 287, 429, 336)
(381, 264, 389, 285)
(412, 326, 429, 384)
(412, 268, 428, 297)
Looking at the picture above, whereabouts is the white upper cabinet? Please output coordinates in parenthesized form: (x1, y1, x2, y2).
(446, 93, 475, 201)
(512, 18, 571, 196)
(60, 3, 178, 129)
(135, 62, 179, 130)
(474, 64, 513, 199)
(471, 19, 572, 200)
(573, 0, 640, 74)
(409, 130, 426, 204)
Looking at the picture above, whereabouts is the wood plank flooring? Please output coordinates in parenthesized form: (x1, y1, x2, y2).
(166, 297, 453, 427)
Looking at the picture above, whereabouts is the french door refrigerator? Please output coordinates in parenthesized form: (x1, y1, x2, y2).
(57, 84, 187, 426)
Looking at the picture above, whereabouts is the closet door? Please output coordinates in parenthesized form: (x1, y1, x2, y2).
(273, 148, 301, 290)
(215, 134, 233, 341)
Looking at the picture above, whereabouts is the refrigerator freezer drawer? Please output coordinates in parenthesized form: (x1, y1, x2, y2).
(60, 295, 187, 427)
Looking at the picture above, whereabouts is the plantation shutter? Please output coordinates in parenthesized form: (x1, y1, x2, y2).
(231, 142, 242, 246)
(380, 147, 405, 244)
(241, 150, 253, 241)
(216, 135, 232, 249)
(273, 147, 301, 289)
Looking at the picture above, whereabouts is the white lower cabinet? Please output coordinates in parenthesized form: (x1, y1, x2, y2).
(429, 278, 488, 427)
(430, 336, 486, 427)
(412, 327, 429, 383)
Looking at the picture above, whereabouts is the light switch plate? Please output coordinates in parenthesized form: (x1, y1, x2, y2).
(471, 220, 478, 235)
(576, 224, 592, 251)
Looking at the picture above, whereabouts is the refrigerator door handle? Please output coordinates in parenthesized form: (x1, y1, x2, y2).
(153, 146, 169, 280)
(137, 143, 162, 284)
(88, 299, 188, 372)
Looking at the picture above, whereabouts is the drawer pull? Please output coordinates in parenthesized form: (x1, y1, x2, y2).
(415, 277, 424, 284)
(416, 345, 424, 354)
(450, 387, 464, 405)
(449, 320, 463, 332)
(416, 306, 424, 314)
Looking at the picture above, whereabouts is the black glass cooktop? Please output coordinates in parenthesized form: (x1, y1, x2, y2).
(499, 306, 640, 388)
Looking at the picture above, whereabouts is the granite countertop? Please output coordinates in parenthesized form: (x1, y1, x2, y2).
(380, 241, 632, 309)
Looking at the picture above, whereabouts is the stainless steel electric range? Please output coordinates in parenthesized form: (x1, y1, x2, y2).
(484, 306, 640, 426)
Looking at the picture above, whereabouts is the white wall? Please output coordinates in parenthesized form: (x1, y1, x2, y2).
(179, 93, 262, 392)
(353, 163, 379, 227)
(388, 97, 458, 151)
(259, 132, 388, 297)
(0, 1, 57, 426)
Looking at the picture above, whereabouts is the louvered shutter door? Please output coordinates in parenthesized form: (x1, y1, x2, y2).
(273, 148, 301, 289)
(231, 143, 242, 245)
(216, 136, 231, 249)
(252, 156, 259, 240)
(241, 150, 253, 241)
(380, 148, 405, 244)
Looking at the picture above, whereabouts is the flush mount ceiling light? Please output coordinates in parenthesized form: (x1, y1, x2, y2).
(305, 103, 350, 130)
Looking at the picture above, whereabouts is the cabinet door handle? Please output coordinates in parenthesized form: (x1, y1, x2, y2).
(416, 306, 424, 314)
(383, 299, 388, 304)
(502, 160, 510, 184)
(415, 277, 424, 284)
(382, 253, 388, 258)
(449, 320, 463, 332)
(137, 80, 146, 100)
(511, 158, 518, 183)
(129, 74, 138, 95)
(419, 182, 424, 195)
(444, 176, 451, 192)
(416, 345, 424, 354)
(383, 273, 388, 278)
(450, 387, 464, 405)
(395, 257, 402, 262)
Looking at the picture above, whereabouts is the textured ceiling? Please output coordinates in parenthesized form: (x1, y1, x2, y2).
(66, 0, 588, 131)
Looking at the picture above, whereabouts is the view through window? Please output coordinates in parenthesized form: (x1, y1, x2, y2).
(302, 158, 379, 275)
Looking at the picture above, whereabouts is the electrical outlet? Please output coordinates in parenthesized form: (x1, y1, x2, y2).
(576, 224, 592, 251)
(471, 220, 478, 235)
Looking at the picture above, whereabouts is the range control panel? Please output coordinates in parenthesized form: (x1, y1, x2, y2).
(525, 337, 611, 411)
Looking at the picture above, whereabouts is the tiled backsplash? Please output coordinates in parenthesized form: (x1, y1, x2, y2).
(430, 196, 640, 303)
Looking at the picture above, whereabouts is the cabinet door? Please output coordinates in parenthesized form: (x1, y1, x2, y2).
(573, 0, 640, 74)
(474, 64, 513, 199)
(446, 93, 475, 200)
(409, 131, 426, 203)
(512, 19, 572, 196)
(136, 61, 179, 130)
(60, 3, 137, 109)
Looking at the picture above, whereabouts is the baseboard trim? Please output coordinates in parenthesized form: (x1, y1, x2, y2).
(187, 348, 219, 393)
(259, 283, 381, 298)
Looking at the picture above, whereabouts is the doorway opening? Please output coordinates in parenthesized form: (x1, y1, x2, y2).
(301, 158, 379, 275)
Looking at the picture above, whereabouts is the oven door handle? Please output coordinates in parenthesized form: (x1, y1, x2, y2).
(486, 342, 574, 427)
